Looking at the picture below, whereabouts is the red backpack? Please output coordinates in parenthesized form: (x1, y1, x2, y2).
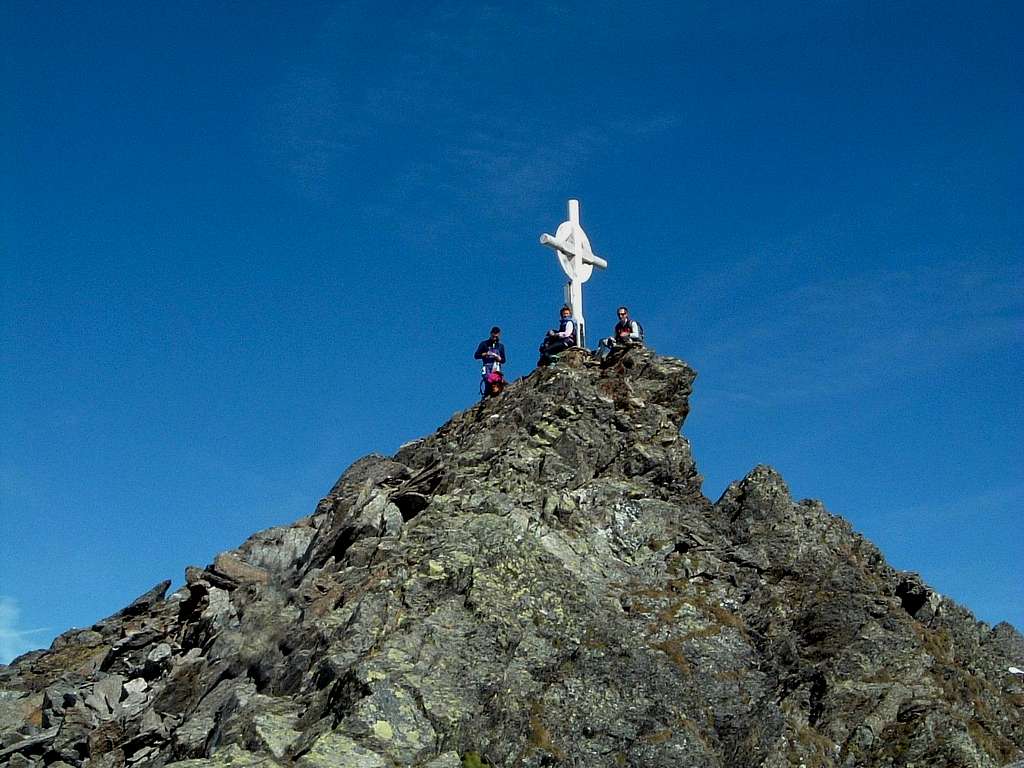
(481, 369, 505, 398)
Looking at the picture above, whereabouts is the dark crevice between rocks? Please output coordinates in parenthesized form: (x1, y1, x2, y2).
(274, 649, 312, 697)
(311, 661, 337, 693)
(326, 672, 373, 727)
(178, 584, 208, 626)
(392, 491, 430, 521)
(329, 526, 360, 566)
(895, 576, 929, 618)
(808, 671, 828, 726)
(247, 659, 275, 694)
(386, 461, 446, 523)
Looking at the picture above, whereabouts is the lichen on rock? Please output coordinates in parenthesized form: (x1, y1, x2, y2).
(1, 347, 1021, 768)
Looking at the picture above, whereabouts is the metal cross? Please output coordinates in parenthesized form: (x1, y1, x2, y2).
(539, 199, 607, 347)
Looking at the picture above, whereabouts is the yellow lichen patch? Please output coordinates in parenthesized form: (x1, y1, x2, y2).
(386, 646, 410, 663)
(371, 720, 394, 740)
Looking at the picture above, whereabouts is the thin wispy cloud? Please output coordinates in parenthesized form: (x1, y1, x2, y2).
(252, 70, 357, 201)
(0, 596, 48, 665)
(688, 262, 1023, 402)
(884, 481, 1024, 527)
(249, 2, 683, 207)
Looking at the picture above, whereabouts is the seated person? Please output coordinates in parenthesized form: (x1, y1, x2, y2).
(597, 306, 644, 359)
(537, 305, 576, 365)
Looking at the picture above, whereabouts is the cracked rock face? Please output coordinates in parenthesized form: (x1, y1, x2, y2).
(2, 348, 1022, 768)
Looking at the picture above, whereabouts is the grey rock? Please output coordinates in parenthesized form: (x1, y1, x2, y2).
(237, 526, 316, 575)
(1, 348, 1020, 768)
(124, 679, 149, 697)
(51, 703, 97, 761)
(6, 752, 39, 768)
(294, 732, 385, 768)
(166, 743, 279, 768)
(210, 555, 270, 589)
(423, 753, 461, 768)
(121, 691, 150, 720)
(249, 710, 300, 760)
(89, 749, 127, 768)
(170, 678, 256, 760)
(126, 744, 158, 763)
(105, 582, 172, 623)
(0, 727, 58, 760)
(146, 646, 171, 666)
(0, 694, 41, 742)
(337, 682, 436, 764)
(92, 675, 125, 718)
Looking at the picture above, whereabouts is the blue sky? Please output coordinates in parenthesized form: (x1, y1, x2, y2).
(2, 0, 1021, 663)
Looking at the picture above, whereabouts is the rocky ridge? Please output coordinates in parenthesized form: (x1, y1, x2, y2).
(2, 347, 1022, 767)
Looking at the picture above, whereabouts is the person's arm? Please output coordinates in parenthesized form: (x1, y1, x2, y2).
(474, 341, 486, 360)
(629, 320, 641, 340)
(558, 320, 575, 339)
(497, 343, 506, 363)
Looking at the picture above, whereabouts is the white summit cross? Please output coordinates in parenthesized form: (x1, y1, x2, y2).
(539, 199, 608, 348)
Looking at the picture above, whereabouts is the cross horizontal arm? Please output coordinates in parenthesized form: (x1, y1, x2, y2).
(539, 234, 608, 269)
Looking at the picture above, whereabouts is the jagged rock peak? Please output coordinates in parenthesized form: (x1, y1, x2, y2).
(2, 347, 1022, 768)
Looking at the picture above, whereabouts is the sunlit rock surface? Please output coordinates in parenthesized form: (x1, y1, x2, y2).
(2, 348, 1021, 767)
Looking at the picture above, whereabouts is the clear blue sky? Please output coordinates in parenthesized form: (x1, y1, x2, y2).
(2, 1, 1021, 663)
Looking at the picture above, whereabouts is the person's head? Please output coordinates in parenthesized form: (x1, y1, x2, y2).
(617, 306, 629, 320)
(490, 326, 501, 340)
(560, 305, 572, 319)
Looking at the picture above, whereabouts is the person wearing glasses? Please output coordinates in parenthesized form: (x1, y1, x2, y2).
(596, 306, 644, 360)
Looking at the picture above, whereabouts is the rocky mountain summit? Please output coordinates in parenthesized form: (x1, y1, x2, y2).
(3, 348, 1022, 768)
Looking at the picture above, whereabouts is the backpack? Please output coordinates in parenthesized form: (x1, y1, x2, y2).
(480, 369, 505, 398)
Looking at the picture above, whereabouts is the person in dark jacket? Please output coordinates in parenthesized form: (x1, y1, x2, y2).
(475, 326, 506, 376)
(537, 305, 577, 365)
(596, 306, 644, 360)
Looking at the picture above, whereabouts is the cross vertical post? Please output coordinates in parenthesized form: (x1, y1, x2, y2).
(539, 199, 607, 349)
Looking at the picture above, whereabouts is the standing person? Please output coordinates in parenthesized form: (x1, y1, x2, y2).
(596, 306, 644, 360)
(475, 326, 507, 397)
(537, 305, 577, 366)
(475, 326, 506, 375)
